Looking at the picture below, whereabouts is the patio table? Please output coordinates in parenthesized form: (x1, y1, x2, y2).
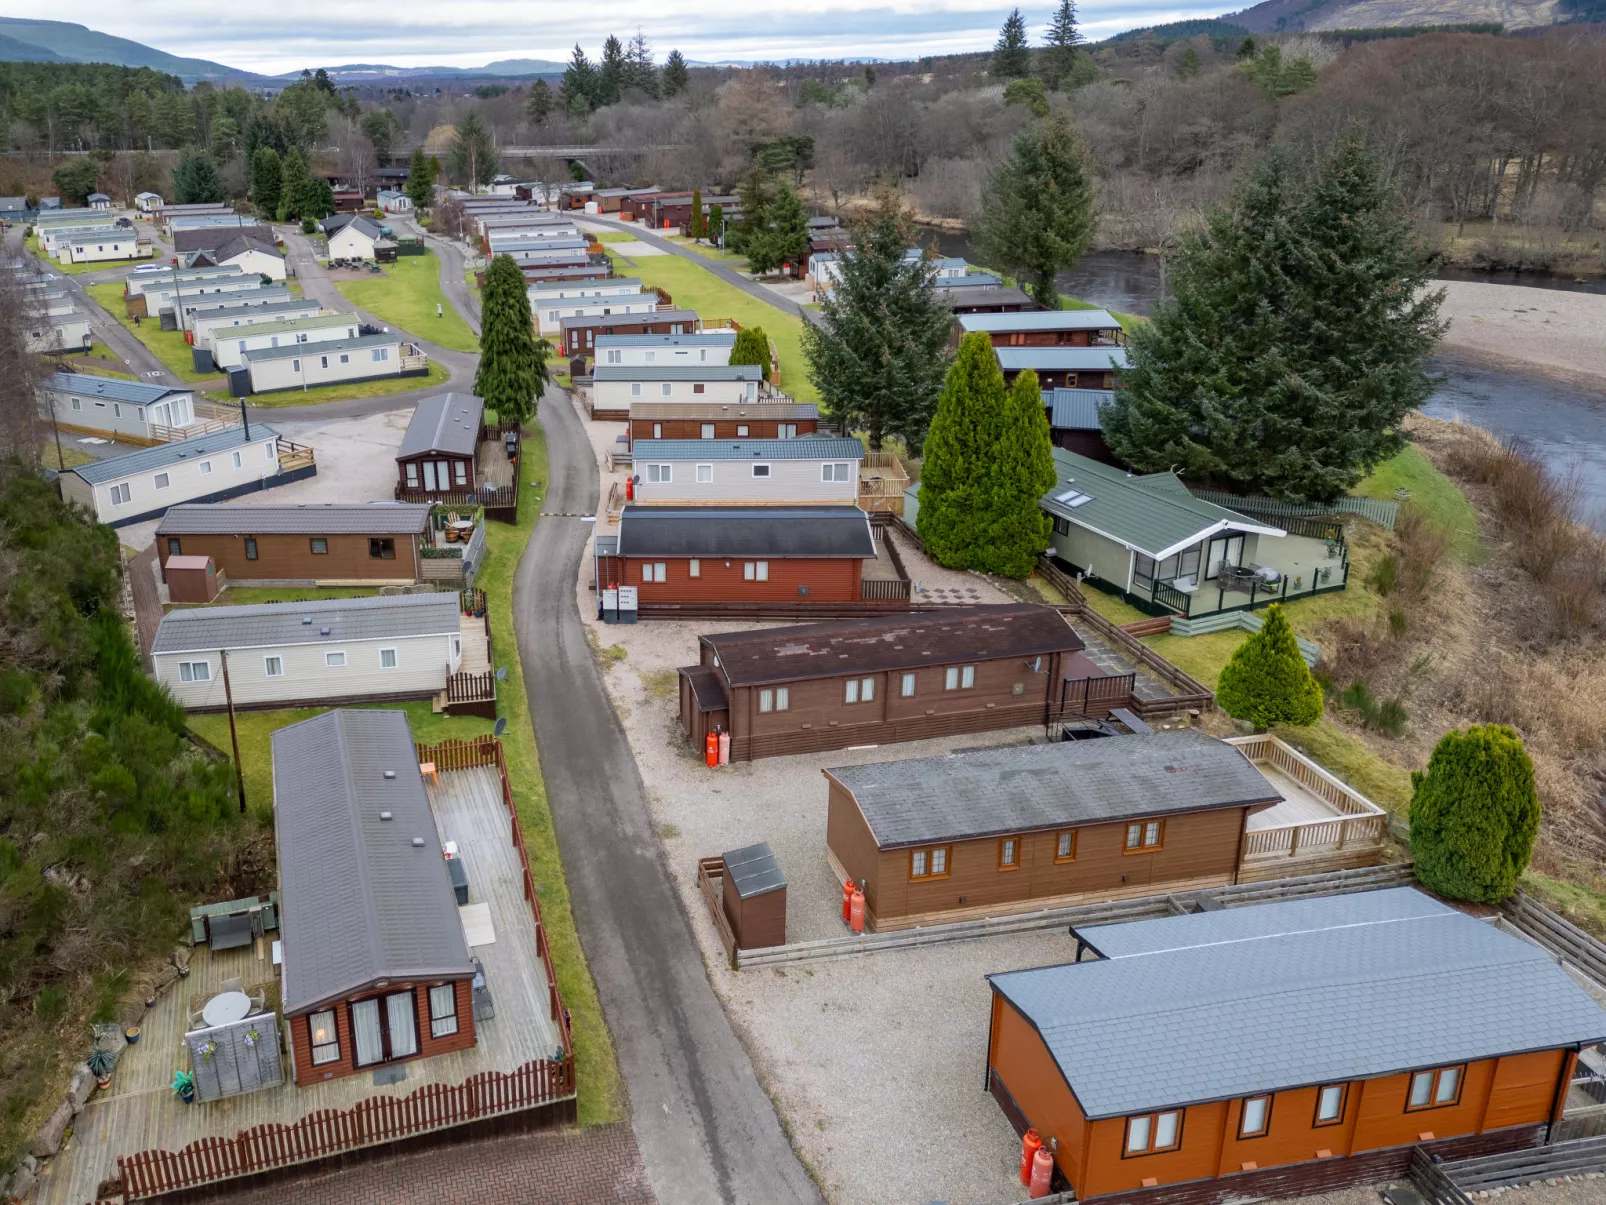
(201, 990, 251, 1028)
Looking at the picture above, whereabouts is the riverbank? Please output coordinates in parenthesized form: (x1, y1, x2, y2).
(1436, 280, 1606, 390)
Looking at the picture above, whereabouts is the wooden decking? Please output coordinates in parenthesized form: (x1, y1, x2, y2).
(1233, 734, 1390, 879)
(36, 764, 567, 1205)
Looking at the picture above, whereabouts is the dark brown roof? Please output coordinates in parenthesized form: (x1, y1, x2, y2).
(701, 604, 1083, 687)
(679, 664, 729, 712)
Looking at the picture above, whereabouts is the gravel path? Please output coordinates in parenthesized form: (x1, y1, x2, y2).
(1438, 281, 1606, 388)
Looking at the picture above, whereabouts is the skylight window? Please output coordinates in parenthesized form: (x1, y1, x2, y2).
(1056, 490, 1093, 507)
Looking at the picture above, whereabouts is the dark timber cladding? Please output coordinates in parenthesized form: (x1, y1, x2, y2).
(824, 731, 1282, 931)
(985, 888, 1606, 1203)
(683, 604, 1088, 760)
(155, 502, 431, 584)
(397, 392, 485, 495)
(561, 308, 700, 355)
(629, 401, 820, 441)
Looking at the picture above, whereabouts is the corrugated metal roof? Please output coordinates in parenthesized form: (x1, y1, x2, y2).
(272, 710, 475, 1015)
(594, 332, 736, 348)
(1047, 389, 1115, 431)
(47, 373, 191, 405)
(209, 312, 357, 338)
(242, 332, 402, 363)
(628, 402, 819, 422)
(398, 393, 485, 460)
(151, 591, 460, 654)
(995, 347, 1131, 372)
(830, 731, 1280, 850)
(156, 502, 431, 537)
(961, 310, 1122, 333)
(615, 505, 876, 559)
(702, 605, 1084, 687)
(989, 888, 1606, 1119)
(724, 842, 786, 899)
(631, 437, 862, 461)
(69, 423, 280, 485)
(594, 364, 763, 383)
(1040, 449, 1283, 561)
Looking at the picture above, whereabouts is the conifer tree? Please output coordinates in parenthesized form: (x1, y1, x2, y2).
(299, 177, 335, 221)
(975, 113, 1095, 308)
(689, 189, 704, 239)
(918, 333, 1008, 569)
(404, 146, 433, 211)
(745, 182, 809, 276)
(277, 147, 311, 222)
(662, 50, 690, 97)
(1041, 0, 1083, 90)
(986, 369, 1058, 577)
(730, 326, 771, 379)
(597, 35, 627, 107)
(626, 29, 660, 99)
(250, 146, 281, 219)
(801, 186, 953, 452)
(172, 153, 225, 204)
(562, 44, 597, 115)
(1215, 604, 1323, 727)
(526, 79, 552, 126)
(450, 110, 498, 188)
(474, 254, 547, 424)
(992, 9, 1032, 79)
(1100, 139, 1445, 503)
(706, 204, 725, 244)
(1410, 725, 1540, 904)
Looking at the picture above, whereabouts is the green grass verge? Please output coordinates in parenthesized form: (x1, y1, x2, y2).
(245, 360, 449, 407)
(84, 281, 220, 384)
(1058, 293, 1145, 333)
(41, 441, 96, 469)
(1355, 443, 1482, 562)
(1524, 869, 1606, 934)
(209, 585, 379, 607)
(334, 252, 480, 354)
(26, 232, 142, 276)
(608, 245, 818, 405)
(67, 341, 137, 379)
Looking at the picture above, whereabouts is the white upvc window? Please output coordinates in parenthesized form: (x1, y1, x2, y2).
(696, 464, 712, 483)
(641, 562, 667, 583)
(232, 451, 242, 468)
(379, 648, 398, 668)
(645, 350, 656, 363)
(701, 424, 715, 439)
(736, 424, 749, 437)
(631, 383, 642, 397)
(900, 672, 917, 697)
(266, 443, 276, 460)
(264, 656, 284, 677)
(743, 561, 769, 581)
(606, 349, 621, 364)
(661, 382, 672, 397)
(177, 660, 211, 683)
(325, 651, 347, 667)
(688, 559, 700, 577)
(153, 472, 170, 489)
(751, 464, 771, 478)
(759, 686, 790, 713)
(945, 664, 977, 690)
(109, 482, 132, 505)
(646, 464, 671, 484)
(822, 462, 851, 483)
(197, 460, 212, 475)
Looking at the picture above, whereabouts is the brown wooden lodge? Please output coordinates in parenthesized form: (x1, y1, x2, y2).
(628, 401, 820, 442)
(561, 309, 701, 357)
(155, 502, 433, 586)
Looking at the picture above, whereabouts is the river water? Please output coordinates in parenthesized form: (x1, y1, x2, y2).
(924, 234, 1606, 526)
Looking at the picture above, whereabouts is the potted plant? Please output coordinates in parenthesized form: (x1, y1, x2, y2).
(124, 1024, 141, 1045)
(87, 1050, 115, 1091)
(171, 1070, 196, 1104)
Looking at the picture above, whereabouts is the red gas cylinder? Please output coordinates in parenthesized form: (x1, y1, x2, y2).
(705, 730, 718, 767)
(849, 888, 865, 934)
(1029, 1147, 1054, 1198)
(1020, 1130, 1042, 1186)
(626, 476, 635, 500)
(841, 879, 855, 923)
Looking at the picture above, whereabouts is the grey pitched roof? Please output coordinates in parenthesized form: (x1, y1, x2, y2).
(242, 332, 402, 363)
(156, 502, 430, 538)
(631, 437, 862, 461)
(69, 423, 281, 485)
(594, 332, 737, 348)
(938, 285, 1033, 310)
(151, 591, 460, 655)
(559, 309, 699, 331)
(184, 289, 295, 317)
(629, 402, 819, 422)
(189, 298, 321, 325)
(724, 842, 785, 899)
(341, 215, 383, 240)
(398, 392, 485, 459)
(989, 888, 1606, 1120)
(594, 364, 764, 383)
(995, 347, 1131, 372)
(615, 505, 876, 559)
(961, 310, 1123, 333)
(830, 730, 1281, 849)
(1047, 389, 1115, 431)
(528, 278, 643, 297)
(175, 226, 280, 260)
(47, 373, 192, 406)
(272, 710, 474, 1015)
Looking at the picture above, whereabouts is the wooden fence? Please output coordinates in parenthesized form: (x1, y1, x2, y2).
(396, 485, 519, 525)
(696, 857, 740, 970)
(1054, 673, 1136, 720)
(860, 578, 913, 602)
(117, 1058, 574, 1198)
(1503, 893, 1606, 986)
(1409, 1148, 1473, 1205)
(1441, 1135, 1606, 1192)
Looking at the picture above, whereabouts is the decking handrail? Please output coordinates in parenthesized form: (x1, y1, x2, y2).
(1225, 734, 1386, 819)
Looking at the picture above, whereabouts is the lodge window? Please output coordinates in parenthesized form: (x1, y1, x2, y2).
(652, 423, 663, 438)
(379, 648, 398, 669)
(1125, 820, 1164, 852)
(641, 562, 667, 583)
(743, 561, 768, 581)
(998, 838, 1020, 870)
(758, 687, 790, 713)
(1407, 1066, 1463, 1111)
(1133, 554, 1157, 593)
(688, 559, 700, 577)
(167, 538, 182, 556)
(900, 672, 917, 697)
(244, 537, 258, 559)
(779, 423, 798, 439)
(1055, 830, 1077, 862)
(752, 464, 771, 478)
(909, 846, 949, 880)
(308, 1010, 340, 1065)
(310, 538, 329, 555)
(1052, 516, 1071, 537)
(1240, 1095, 1272, 1138)
(696, 464, 713, 483)
(944, 665, 976, 690)
(428, 984, 458, 1038)
(406, 463, 419, 487)
(844, 677, 875, 704)
(701, 424, 715, 439)
(350, 991, 420, 1067)
(264, 656, 284, 677)
(454, 461, 467, 485)
(370, 538, 395, 559)
(1124, 1110, 1182, 1155)
(736, 425, 749, 437)
(693, 383, 706, 394)
(178, 661, 211, 683)
(1314, 1084, 1347, 1126)
(646, 464, 671, 484)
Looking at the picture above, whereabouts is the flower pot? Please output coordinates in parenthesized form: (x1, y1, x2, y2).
(124, 1026, 141, 1045)
(179, 1084, 195, 1104)
(96, 1073, 112, 1091)
(144, 996, 156, 1009)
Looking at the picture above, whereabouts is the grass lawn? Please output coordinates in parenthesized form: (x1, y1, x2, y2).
(246, 360, 449, 407)
(67, 341, 137, 378)
(210, 585, 380, 607)
(25, 232, 130, 276)
(1354, 442, 1482, 561)
(607, 245, 818, 405)
(40, 441, 96, 469)
(1059, 293, 1145, 334)
(84, 281, 222, 385)
(334, 252, 480, 354)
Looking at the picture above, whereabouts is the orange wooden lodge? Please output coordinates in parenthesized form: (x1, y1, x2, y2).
(985, 888, 1606, 1203)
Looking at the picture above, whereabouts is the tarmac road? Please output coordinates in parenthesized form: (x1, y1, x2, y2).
(512, 389, 823, 1205)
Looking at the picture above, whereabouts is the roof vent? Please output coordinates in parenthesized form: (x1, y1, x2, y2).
(411, 837, 426, 848)
(301, 616, 313, 625)
(383, 770, 396, 780)
(379, 810, 393, 820)
(320, 627, 331, 636)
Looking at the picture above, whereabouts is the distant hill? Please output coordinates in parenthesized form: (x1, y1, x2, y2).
(1105, 18, 1252, 42)
(281, 60, 566, 83)
(1225, 0, 1571, 33)
(0, 17, 262, 82)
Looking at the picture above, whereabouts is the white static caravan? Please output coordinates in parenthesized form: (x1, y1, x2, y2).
(124, 263, 244, 298)
(45, 373, 200, 442)
(189, 299, 327, 349)
(532, 292, 658, 338)
(62, 233, 152, 265)
(174, 286, 294, 331)
(629, 437, 865, 506)
(240, 333, 425, 395)
(592, 364, 765, 411)
(25, 313, 92, 353)
(527, 278, 643, 311)
(134, 192, 163, 212)
(593, 331, 737, 368)
(37, 218, 118, 254)
(208, 313, 361, 370)
(59, 423, 302, 527)
(149, 593, 466, 712)
(377, 190, 413, 213)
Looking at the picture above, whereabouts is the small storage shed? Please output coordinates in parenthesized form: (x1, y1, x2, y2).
(165, 554, 222, 603)
(720, 842, 786, 950)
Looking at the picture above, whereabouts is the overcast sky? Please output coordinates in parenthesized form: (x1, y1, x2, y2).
(68, 2, 1237, 75)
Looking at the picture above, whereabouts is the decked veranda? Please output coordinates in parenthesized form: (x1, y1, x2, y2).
(1230, 734, 1392, 880)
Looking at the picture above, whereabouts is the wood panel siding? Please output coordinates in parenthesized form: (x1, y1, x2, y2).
(397, 454, 477, 494)
(989, 330, 1121, 348)
(989, 995, 1091, 1188)
(824, 780, 884, 907)
(629, 418, 819, 440)
(598, 555, 864, 604)
(159, 531, 422, 584)
(287, 978, 475, 1086)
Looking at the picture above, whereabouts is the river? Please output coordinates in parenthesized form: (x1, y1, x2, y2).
(923, 234, 1606, 526)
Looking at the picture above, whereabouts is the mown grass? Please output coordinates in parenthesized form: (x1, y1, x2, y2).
(67, 341, 137, 379)
(208, 585, 379, 607)
(84, 281, 222, 385)
(334, 253, 480, 354)
(245, 360, 449, 407)
(40, 441, 96, 469)
(1354, 442, 1482, 562)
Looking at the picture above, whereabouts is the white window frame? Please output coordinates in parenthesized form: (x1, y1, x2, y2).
(751, 463, 771, 478)
(263, 656, 284, 677)
(197, 460, 212, 476)
(641, 562, 667, 583)
(822, 462, 851, 483)
(743, 561, 769, 582)
(688, 558, 700, 578)
(701, 424, 715, 439)
(736, 424, 749, 437)
(109, 482, 132, 506)
(231, 451, 242, 468)
(379, 648, 398, 669)
(631, 382, 642, 397)
(646, 463, 671, 484)
(696, 464, 713, 483)
(661, 382, 672, 397)
(153, 472, 170, 490)
(428, 983, 458, 1038)
(900, 672, 917, 697)
(325, 650, 348, 667)
(177, 660, 211, 683)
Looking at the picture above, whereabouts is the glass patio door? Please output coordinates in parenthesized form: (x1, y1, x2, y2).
(1206, 534, 1244, 580)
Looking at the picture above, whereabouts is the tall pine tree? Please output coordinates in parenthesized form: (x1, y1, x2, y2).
(526, 79, 552, 126)
(475, 254, 547, 424)
(172, 153, 225, 204)
(801, 186, 952, 452)
(975, 113, 1096, 308)
(404, 146, 433, 211)
(745, 183, 809, 276)
(562, 44, 597, 116)
(250, 146, 281, 220)
(1041, 0, 1083, 90)
(992, 9, 1032, 79)
(597, 36, 627, 107)
(277, 148, 311, 222)
(662, 50, 690, 97)
(450, 110, 498, 188)
(1100, 139, 1445, 503)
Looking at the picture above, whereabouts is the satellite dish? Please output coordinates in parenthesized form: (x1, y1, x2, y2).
(493, 717, 507, 737)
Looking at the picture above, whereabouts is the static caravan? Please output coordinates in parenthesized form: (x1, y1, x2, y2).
(208, 313, 361, 370)
(629, 401, 819, 442)
(240, 333, 425, 395)
(188, 299, 327, 348)
(127, 272, 268, 320)
(25, 313, 91, 353)
(630, 437, 864, 506)
(532, 291, 656, 338)
(562, 309, 700, 357)
(62, 231, 150, 265)
(37, 218, 118, 254)
(124, 263, 244, 299)
(526, 278, 643, 309)
(59, 423, 306, 527)
(44, 374, 202, 443)
(134, 192, 163, 212)
(176, 285, 293, 331)
(594, 331, 736, 368)
(151, 593, 467, 711)
(377, 189, 413, 213)
(156, 501, 432, 586)
(594, 364, 765, 413)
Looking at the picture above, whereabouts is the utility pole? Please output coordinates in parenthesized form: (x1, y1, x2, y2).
(220, 650, 247, 813)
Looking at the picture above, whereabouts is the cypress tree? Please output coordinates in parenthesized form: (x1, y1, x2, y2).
(300, 177, 335, 221)
(1100, 139, 1444, 503)
(975, 113, 1095, 309)
(1041, 0, 1083, 90)
(918, 332, 1009, 569)
(1215, 604, 1323, 727)
(730, 327, 771, 379)
(404, 147, 433, 211)
(746, 183, 809, 276)
(689, 188, 704, 240)
(1410, 725, 1540, 904)
(984, 369, 1058, 578)
(277, 148, 311, 222)
(707, 204, 725, 244)
(250, 146, 281, 219)
(992, 9, 1032, 80)
(474, 254, 548, 424)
